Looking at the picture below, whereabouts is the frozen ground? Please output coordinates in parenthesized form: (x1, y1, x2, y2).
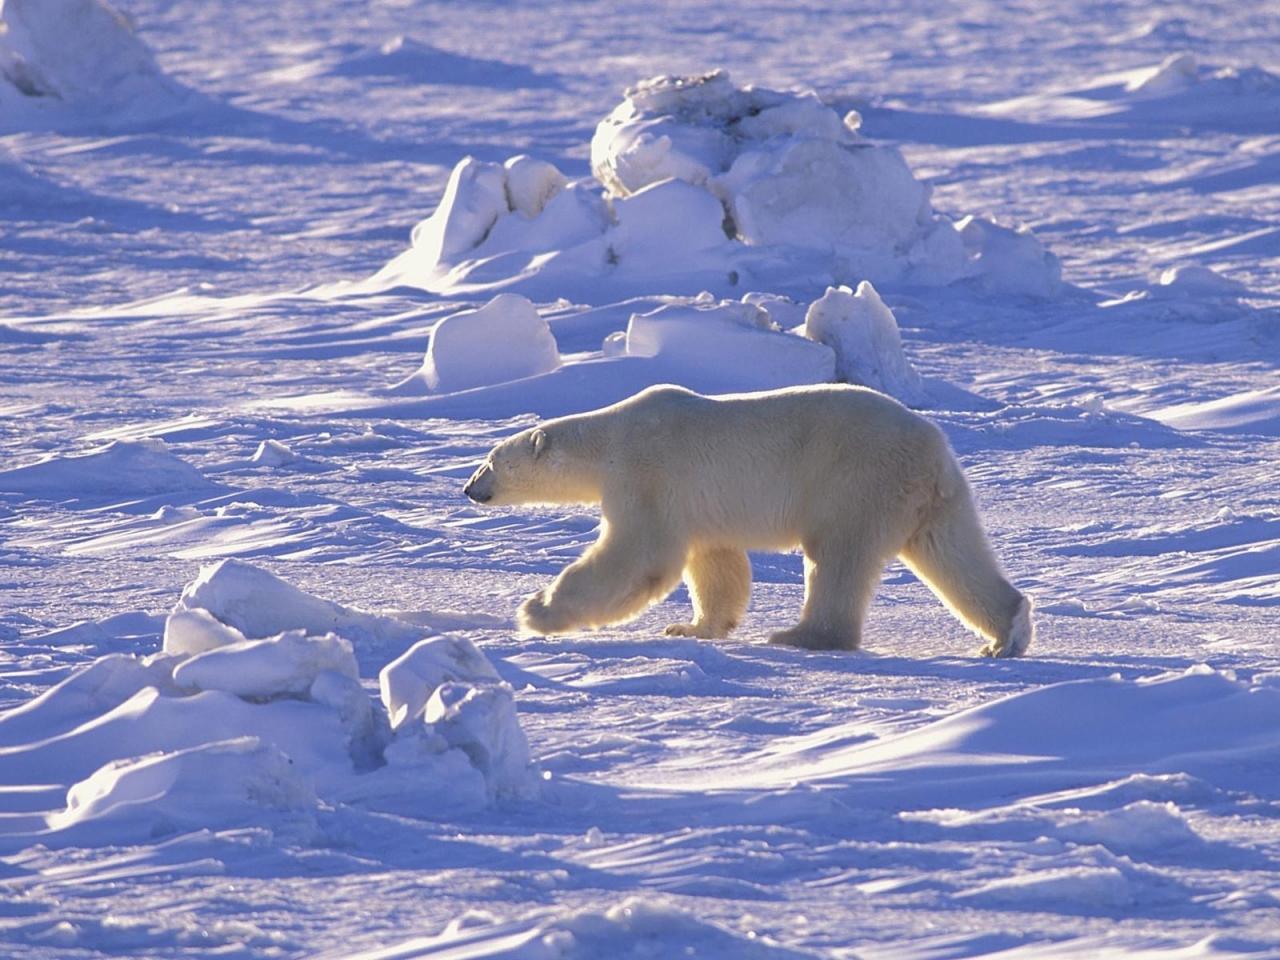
(2, 0, 1279, 957)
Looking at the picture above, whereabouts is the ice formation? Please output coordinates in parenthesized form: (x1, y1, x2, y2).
(802, 282, 925, 405)
(396, 293, 562, 394)
(0, 0, 186, 128)
(371, 71, 1061, 301)
(0, 562, 534, 846)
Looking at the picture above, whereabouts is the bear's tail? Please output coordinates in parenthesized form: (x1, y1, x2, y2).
(900, 459, 1033, 658)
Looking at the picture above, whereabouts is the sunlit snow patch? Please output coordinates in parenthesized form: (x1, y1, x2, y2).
(0, 0, 188, 129)
(368, 71, 1060, 301)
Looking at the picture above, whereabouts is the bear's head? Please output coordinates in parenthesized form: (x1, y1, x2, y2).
(465, 426, 587, 506)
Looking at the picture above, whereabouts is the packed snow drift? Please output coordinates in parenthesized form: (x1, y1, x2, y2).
(0, 0, 186, 129)
(371, 71, 1061, 301)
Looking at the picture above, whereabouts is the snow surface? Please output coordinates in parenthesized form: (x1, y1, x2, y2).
(2, 0, 1279, 957)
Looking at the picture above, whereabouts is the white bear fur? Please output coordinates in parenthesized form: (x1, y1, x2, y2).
(464, 384, 1032, 656)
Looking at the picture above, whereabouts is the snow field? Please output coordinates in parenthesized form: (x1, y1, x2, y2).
(1, 0, 1279, 957)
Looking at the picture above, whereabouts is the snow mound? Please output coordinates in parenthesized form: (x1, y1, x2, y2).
(1150, 385, 1280, 436)
(1059, 800, 1204, 852)
(1152, 264, 1247, 298)
(47, 738, 317, 842)
(368, 71, 1061, 301)
(622, 296, 835, 392)
(0, 438, 213, 499)
(251, 438, 300, 467)
(172, 630, 360, 700)
(1126, 53, 1199, 96)
(394, 294, 562, 394)
(380, 636, 501, 731)
(802, 282, 925, 404)
(956, 215, 1063, 298)
(378, 637, 530, 800)
(0, 0, 186, 129)
(171, 557, 422, 648)
(336, 897, 818, 959)
(0, 564, 534, 846)
(961, 867, 1135, 909)
(594, 71, 929, 254)
(666, 666, 1280, 807)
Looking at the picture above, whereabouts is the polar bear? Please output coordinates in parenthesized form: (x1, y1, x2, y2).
(464, 384, 1032, 656)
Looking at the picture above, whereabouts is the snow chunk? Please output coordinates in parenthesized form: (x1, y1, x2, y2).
(607, 177, 731, 270)
(961, 867, 1134, 908)
(1127, 52, 1198, 96)
(163, 606, 248, 657)
(0, 438, 212, 498)
(47, 738, 316, 840)
(172, 631, 359, 700)
(717, 136, 929, 252)
(410, 157, 510, 266)
(624, 298, 836, 391)
(956, 215, 1062, 298)
(802, 282, 925, 404)
(250, 439, 299, 467)
(0, 0, 186, 129)
(1154, 264, 1247, 298)
(380, 636, 501, 731)
(1061, 801, 1203, 852)
(503, 154, 567, 218)
(594, 70, 931, 263)
(378, 636, 530, 799)
(424, 682, 530, 795)
(173, 557, 421, 646)
(415, 294, 561, 394)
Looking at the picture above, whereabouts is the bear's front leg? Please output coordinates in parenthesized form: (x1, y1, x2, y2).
(517, 521, 688, 636)
(518, 589, 581, 636)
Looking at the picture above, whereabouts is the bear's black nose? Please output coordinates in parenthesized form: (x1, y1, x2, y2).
(464, 481, 491, 504)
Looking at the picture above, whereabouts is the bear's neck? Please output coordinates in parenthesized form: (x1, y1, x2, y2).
(548, 416, 609, 504)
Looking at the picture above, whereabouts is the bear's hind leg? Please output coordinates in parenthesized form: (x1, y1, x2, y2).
(519, 522, 687, 635)
(769, 537, 886, 652)
(899, 472, 1032, 658)
(665, 546, 751, 639)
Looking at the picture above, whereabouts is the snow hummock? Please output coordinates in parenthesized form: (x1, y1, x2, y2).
(251, 438, 300, 467)
(1126, 52, 1199, 96)
(0, 562, 533, 847)
(0, 438, 213, 498)
(0, 0, 187, 129)
(46, 738, 318, 842)
(393, 293, 562, 394)
(802, 282, 925, 404)
(172, 630, 361, 700)
(368, 71, 1061, 301)
(172, 557, 422, 647)
(380, 636, 502, 731)
(341, 897, 811, 960)
(622, 296, 835, 392)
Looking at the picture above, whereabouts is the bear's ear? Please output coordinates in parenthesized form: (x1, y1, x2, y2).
(530, 429, 549, 459)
